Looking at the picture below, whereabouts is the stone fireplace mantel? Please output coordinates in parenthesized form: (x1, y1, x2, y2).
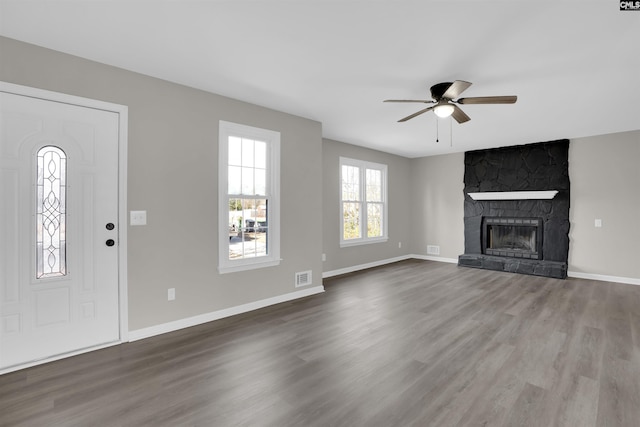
(467, 190, 558, 201)
(459, 140, 570, 279)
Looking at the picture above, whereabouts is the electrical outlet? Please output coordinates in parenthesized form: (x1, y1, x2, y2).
(168, 288, 175, 301)
(322, 253, 326, 262)
(398, 241, 402, 249)
(595, 219, 602, 228)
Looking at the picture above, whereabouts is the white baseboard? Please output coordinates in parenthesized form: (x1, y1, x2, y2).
(322, 254, 639, 287)
(409, 254, 459, 264)
(567, 271, 640, 286)
(322, 254, 462, 279)
(0, 340, 123, 375)
(128, 285, 325, 342)
(322, 255, 412, 278)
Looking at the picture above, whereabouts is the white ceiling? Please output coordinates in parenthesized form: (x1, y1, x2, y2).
(1, 0, 639, 158)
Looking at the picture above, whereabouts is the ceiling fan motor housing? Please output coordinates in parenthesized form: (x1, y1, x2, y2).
(430, 82, 454, 101)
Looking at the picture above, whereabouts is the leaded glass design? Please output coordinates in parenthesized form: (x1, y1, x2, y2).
(36, 146, 67, 279)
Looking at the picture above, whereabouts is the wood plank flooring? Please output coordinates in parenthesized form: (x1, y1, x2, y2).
(1, 259, 640, 426)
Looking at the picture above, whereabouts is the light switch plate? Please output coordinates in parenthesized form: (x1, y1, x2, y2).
(595, 218, 602, 228)
(130, 210, 147, 226)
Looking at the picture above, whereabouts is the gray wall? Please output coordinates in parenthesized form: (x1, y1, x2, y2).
(322, 138, 412, 273)
(568, 130, 640, 279)
(408, 153, 465, 260)
(0, 36, 324, 331)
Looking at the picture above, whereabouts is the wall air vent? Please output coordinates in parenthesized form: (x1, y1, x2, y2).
(295, 270, 312, 287)
(427, 245, 440, 255)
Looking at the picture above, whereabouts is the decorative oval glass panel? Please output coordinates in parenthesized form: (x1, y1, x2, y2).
(36, 146, 67, 279)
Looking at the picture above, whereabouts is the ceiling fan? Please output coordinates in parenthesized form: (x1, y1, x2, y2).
(384, 80, 517, 124)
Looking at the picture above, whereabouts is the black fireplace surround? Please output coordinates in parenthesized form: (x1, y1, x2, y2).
(458, 140, 570, 279)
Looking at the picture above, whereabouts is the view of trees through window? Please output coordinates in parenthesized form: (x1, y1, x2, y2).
(366, 168, 383, 238)
(341, 164, 360, 240)
(340, 158, 387, 245)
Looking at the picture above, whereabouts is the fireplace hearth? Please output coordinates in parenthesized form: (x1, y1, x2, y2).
(458, 140, 570, 279)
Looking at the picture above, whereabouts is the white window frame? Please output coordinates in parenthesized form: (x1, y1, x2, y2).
(339, 157, 388, 247)
(218, 120, 280, 274)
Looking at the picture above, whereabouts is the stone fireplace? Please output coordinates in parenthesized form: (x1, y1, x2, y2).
(458, 140, 570, 279)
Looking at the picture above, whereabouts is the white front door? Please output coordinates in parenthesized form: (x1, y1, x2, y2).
(0, 85, 125, 371)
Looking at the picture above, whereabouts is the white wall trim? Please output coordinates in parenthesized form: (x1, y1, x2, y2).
(338, 157, 389, 247)
(323, 253, 639, 287)
(0, 341, 122, 376)
(218, 120, 281, 274)
(128, 286, 325, 342)
(409, 254, 459, 264)
(322, 255, 411, 278)
(567, 271, 640, 286)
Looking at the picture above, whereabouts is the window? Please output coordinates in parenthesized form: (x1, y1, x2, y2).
(36, 146, 67, 279)
(340, 157, 387, 246)
(219, 121, 280, 273)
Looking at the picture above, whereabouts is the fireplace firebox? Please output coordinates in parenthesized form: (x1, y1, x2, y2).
(482, 217, 543, 260)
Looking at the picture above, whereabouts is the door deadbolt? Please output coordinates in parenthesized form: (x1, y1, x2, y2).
(106, 223, 115, 230)
(106, 239, 115, 247)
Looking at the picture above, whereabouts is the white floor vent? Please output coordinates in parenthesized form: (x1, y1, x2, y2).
(295, 270, 312, 288)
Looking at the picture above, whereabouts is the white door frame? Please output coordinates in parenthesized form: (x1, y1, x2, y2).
(0, 81, 128, 374)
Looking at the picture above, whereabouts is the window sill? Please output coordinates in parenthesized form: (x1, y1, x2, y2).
(340, 237, 388, 248)
(218, 258, 281, 274)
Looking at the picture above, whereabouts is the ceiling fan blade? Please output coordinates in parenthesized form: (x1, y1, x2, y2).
(442, 80, 472, 100)
(384, 99, 434, 103)
(457, 95, 517, 105)
(451, 105, 471, 124)
(398, 105, 435, 122)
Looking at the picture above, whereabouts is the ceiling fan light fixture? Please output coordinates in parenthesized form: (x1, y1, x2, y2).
(385, 80, 517, 124)
(434, 103, 455, 118)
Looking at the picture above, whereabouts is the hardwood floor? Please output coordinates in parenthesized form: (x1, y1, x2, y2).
(1, 259, 639, 426)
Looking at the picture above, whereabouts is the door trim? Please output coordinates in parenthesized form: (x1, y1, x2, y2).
(0, 81, 128, 374)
